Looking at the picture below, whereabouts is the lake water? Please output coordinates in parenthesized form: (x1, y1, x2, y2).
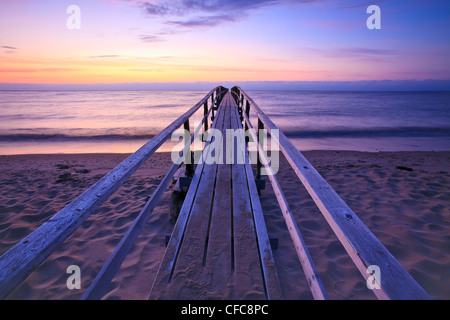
(0, 90, 449, 155)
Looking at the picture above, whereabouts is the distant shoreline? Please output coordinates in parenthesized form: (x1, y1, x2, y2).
(1, 79, 450, 91)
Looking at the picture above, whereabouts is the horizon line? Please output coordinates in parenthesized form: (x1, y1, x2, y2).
(1, 79, 450, 91)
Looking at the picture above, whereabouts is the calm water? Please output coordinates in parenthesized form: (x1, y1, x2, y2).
(0, 90, 449, 155)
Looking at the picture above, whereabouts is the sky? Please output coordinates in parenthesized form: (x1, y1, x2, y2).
(0, 0, 449, 89)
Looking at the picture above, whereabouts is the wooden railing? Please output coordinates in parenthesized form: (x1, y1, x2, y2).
(230, 86, 430, 300)
(0, 86, 228, 299)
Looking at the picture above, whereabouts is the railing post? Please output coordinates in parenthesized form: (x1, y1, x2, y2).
(245, 99, 251, 146)
(237, 93, 243, 123)
(211, 93, 215, 122)
(184, 119, 193, 176)
(244, 100, 250, 130)
(257, 118, 264, 179)
(203, 100, 208, 134)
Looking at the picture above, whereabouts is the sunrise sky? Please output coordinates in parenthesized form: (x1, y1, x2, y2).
(1, 0, 449, 88)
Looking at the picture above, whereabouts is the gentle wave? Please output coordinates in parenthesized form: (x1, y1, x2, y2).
(1, 90, 449, 153)
(0, 133, 156, 142)
(283, 126, 450, 138)
(1, 126, 449, 142)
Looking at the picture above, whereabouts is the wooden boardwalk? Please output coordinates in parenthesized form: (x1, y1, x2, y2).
(149, 92, 282, 299)
(0, 86, 431, 300)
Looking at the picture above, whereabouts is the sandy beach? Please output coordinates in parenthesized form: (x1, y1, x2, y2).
(0, 150, 449, 300)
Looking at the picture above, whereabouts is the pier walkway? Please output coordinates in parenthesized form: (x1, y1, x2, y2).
(149, 92, 282, 299)
(0, 86, 430, 300)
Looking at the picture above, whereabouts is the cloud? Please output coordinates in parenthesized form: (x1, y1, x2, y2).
(134, 0, 389, 43)
(88, 55, 122, 58)
(135, 0, 278, 43)
(334, 0, 391, 9)
(331, 46, 395, 56)
(140, 0, 277, 17)
(0, 67, 72, 73)
(138, 0, 384, 18)
(141, 2, 170, 15)
(2, 45, 18, 54)
(2, 46, 17, 50)
(139, 34, 164, 43)
(299, 45, 397, 61)
(166, 14, 239, 28)
(138, 0, 280, 30)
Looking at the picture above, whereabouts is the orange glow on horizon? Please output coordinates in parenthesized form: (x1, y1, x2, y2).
(1, 52, 408, 84)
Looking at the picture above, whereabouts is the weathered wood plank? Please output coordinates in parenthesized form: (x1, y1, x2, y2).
(204, 159, 232, 298)
(230, 106, 266, 299)
(147, 159, 206, 299)
(201, 98, 233, 298)
(235, 86, 430, 300)
(231, 156, 265, 299)
(0, 87, 221, 299)
(149, 100, 226, 299)
(230, 105, 283, 300)
(166, 130, 222, 298)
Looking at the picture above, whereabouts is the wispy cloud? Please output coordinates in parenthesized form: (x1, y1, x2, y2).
(139, 34, 164, 43)
(330, 46, 395, 57)
(2, 46, 17, 50)
(335, 0, 391, 9)
(2, 45, 18, 54)
(88, 55, 122, 58)
(299, 45, 397, 61)
(166, 14, 239, 28)
(0, 67, 72, 73)
(141, 2, 171, 15)
(102, 0, 395, 45)
(140, 0, 277, 17)
(135, 0, 315, 42)
(138, 0, 386, 17)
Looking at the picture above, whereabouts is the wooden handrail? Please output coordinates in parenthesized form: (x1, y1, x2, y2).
(232, 86, 430, 300)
